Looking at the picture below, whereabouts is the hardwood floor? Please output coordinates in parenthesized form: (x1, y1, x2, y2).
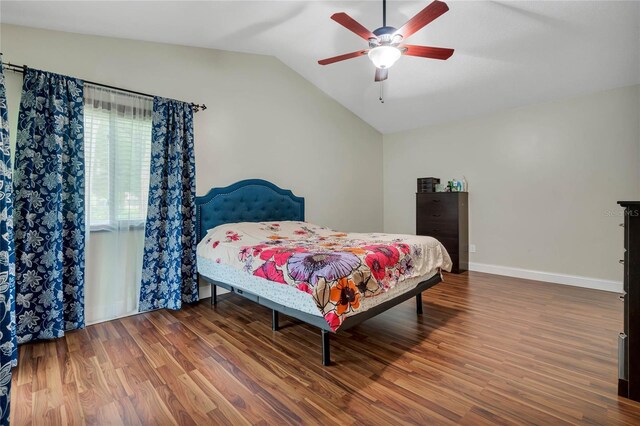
(10, 271, 640, 425)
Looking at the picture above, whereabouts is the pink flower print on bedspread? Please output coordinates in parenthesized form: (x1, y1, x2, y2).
(253, 261, 286, 284)
(225, 231, 241, 242)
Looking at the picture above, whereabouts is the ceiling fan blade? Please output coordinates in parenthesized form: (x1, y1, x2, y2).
(402, 45, 454, 60)
(318, 50, 368, 65)
(331, 12, 376, 41)
(375, 68, 388, 82)
(395, 0, 449, 40)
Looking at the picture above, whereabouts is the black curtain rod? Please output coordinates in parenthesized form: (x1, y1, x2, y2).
(2, 61, 207, 113)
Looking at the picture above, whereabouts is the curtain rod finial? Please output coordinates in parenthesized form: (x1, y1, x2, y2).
(192, 103, 207, 113)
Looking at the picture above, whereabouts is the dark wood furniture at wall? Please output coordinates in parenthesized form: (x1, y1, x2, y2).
(618, 201, 640, 402)
(417, 192, 469, 273)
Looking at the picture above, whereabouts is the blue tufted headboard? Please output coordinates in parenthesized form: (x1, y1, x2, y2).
(195, 179, 305, 242)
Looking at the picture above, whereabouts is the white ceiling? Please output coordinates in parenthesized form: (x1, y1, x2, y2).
(1, 1, 639, 134)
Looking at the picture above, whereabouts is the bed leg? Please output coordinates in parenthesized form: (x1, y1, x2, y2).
(416, 292, 423, 315)
(322, 330, 331, 366)
(272, 310, 280, 331)
(211, 284, 217, 306)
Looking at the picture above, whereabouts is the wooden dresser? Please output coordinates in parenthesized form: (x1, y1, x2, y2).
(416, 192, 468, 273)
(618, 201, 640, 402)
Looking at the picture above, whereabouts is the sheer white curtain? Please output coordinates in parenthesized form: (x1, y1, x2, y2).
(84, 85, 153, 324)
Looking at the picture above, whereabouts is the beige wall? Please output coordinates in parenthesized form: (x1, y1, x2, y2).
(1, 24, 383, 322)
(384, 85, 640, 288)
(1, 24, 383, 232)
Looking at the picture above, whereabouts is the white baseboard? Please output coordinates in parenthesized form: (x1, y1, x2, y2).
(86, 308, 140, 326)
(85, 284, 229, 326)
(468, 262, 623, 293)
(86, 301, 136, 326)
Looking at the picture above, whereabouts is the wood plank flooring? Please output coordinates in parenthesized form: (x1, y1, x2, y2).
(10, 271, 640, 425)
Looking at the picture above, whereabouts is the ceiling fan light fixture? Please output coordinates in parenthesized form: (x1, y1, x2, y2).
(368, 45, 401, 69)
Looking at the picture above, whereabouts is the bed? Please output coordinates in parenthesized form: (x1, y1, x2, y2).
(195, 179, 452, 365)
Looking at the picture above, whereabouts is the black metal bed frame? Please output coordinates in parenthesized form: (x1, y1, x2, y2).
(201, 274, 442, 365)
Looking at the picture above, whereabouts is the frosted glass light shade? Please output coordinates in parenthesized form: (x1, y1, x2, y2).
(368, 46, 401, 69)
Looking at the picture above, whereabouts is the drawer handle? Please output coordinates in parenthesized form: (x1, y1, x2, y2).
(432, 214, 441, 217)
(237, 289, 244, 294)
(432, 199, 441, 203)
(619, 259, 625, 264)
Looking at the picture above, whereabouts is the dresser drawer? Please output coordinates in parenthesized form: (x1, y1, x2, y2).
(417, 220, 458, 238)
(623, 250, 629, 293)
(623, 206, 640, 250)
(417, 194, 458, 218)
(624, 219, 628, 250)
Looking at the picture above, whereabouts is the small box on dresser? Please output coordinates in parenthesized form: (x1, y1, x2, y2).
(416, 192, 469, 273)
(417, 177, 440, 193)
(618, 201, 640, 402)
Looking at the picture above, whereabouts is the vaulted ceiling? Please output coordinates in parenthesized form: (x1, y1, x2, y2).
(2, 1, 639, 133)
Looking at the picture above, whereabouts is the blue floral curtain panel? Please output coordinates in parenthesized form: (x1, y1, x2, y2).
(0, 56, 17, 425)
(13, 69, 85, 343)
(139, 97, 197, 312)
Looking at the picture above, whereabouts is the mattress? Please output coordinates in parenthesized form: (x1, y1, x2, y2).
(196, 221, 452, 330)
(198, 255, 439, 317)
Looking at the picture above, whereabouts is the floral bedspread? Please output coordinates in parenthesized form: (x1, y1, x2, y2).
(197, 221, 452, 331)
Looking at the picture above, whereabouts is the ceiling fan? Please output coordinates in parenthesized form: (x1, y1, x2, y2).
(318, 0, 454, 82)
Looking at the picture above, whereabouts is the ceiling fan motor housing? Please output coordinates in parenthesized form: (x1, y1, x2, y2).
(373, 26, 397, 36)
(371, 26, 402, 46)
(370, 26, 403, 49)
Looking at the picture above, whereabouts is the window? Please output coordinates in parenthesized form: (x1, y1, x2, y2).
(84, 85, 153, 230)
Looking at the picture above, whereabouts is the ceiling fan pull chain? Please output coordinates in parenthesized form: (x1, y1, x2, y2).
(379, 81, 385, 103)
